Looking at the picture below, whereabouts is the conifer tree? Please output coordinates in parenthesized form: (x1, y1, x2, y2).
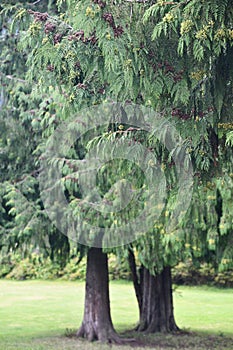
(0, 0, 233, 342)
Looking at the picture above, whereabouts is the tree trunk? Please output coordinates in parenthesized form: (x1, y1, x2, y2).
(128, 248, 142, 312)
(128, 249, 179, 333)
(77, 247, 122, 343)
(137, 266, 179, 333)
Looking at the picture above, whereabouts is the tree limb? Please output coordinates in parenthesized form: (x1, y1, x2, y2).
(0, 72, 26, 83)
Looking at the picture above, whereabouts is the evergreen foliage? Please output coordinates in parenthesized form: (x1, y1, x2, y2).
(0, 0, 232, 277)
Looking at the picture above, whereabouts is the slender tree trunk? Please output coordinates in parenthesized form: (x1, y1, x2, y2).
(128, 249, 179, 333)
(128, 248, 142, 311)
(77, 247, 122, 343)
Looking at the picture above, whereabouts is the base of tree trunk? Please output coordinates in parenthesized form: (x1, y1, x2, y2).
(136, 266, 179, 333)
(77, 324, 122, 343)
(77, 248, 123, 343)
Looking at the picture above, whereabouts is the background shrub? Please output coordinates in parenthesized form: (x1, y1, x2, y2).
(0, 252, 232, 287)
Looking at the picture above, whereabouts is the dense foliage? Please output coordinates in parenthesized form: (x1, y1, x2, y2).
(0, 0, 232, 290)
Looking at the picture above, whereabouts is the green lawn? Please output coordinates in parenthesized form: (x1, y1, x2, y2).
(0, 280, 232, 349)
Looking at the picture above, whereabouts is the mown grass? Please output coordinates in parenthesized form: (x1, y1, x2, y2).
(0, 280, 232, 349)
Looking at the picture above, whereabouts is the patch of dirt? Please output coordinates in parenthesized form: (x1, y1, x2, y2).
(118, 330, 233, 349)
(58, 328, 233, 349)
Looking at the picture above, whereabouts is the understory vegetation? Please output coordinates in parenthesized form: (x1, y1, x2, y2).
(1, 252, 233, 287)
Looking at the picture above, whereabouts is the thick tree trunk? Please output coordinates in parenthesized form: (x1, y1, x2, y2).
(77, 248, 122, 343)
(137, 266, 179, 333)
(128, 250, 179, 333)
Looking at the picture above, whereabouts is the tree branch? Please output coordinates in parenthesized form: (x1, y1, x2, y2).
(32, 0, 43, 5)
(0, 72, 26, 83)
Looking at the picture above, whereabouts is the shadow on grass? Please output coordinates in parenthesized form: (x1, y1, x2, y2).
(64, 327, 233, 349)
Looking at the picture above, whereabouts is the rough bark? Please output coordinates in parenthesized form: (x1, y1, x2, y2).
(137, 266, 179, 333)
(77, 247, 122, 343)
(128, 249, 179, 333)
